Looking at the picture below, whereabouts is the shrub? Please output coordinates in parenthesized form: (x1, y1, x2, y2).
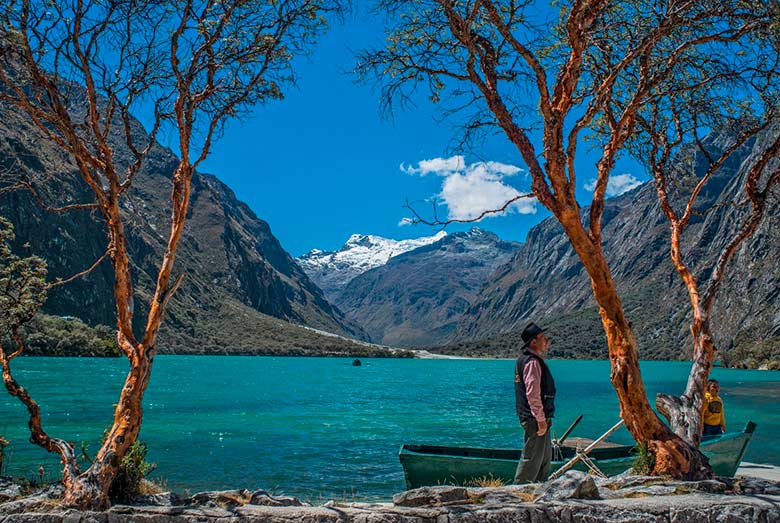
(631, 442, 655, 475)
(77, 437, 157, 504)
(108, 440, 157, 503)
(12, 314, 120, 356)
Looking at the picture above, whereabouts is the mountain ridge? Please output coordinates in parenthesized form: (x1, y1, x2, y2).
(441, 127, 780, 366)
(333, 227, 521, 347)
(296, 230, 447, 301)
(0, 75, 383, 355)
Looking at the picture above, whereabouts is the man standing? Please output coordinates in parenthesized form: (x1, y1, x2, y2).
(513, 322, 556, 484)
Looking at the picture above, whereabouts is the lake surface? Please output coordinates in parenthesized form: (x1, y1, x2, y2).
(1, 357, 778, 501)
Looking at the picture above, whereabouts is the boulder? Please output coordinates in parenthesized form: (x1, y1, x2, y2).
(0, 477, 22, 502)
(132, 491, 183, 506)
(732, 477, 780, 495)
(612, 484, 679, 498)
(0, 480, 63, 514)
(681, 480, 729, 494)
(185, 489, 252, 507)
(534, 470, 600, 502)
(596, 471, 660, 490)
(249, 489, 307, 506)
(182, 488, 306, 508)
(393, 486, 471, 507)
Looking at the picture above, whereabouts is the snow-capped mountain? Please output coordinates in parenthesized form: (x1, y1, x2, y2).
(334, 227, 521, 347)
(297, 231, 447, 300)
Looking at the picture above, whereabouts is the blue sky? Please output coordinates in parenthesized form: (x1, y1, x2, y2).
(192, 9, 645, 257)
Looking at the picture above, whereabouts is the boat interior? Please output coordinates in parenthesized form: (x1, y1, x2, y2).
(401, 443, 637, 461)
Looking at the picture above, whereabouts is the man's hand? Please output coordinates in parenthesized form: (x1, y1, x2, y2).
(536, 418, 548, 436)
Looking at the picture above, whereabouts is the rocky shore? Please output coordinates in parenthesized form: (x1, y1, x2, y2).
(3, 469, 780, 522)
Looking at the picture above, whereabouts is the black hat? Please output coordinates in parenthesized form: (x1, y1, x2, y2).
(520, 322, 545, 348)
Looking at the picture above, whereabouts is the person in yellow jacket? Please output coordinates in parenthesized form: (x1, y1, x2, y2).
(702, 379, 726, 436)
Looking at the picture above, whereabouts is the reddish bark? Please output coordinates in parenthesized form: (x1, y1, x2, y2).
(651, 124, 780, 447)
(1, 0, 330, 508)
(0, 332, 85, 498)
(557, 208, 711, 478)
(383, 0, 762, 478)
(467, 3, 706, 477)
(61, 340, 152, 509)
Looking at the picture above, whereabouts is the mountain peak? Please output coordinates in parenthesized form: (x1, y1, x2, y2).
(463, 226, 491, 238)
(296, 231, 448, 298)
(333, 227, 521, 347)
(301, 248, 325, 258)
(343, 233, 382, 249)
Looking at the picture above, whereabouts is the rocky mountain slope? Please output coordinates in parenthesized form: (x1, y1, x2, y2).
(443, 128, 780, 366)
(297, 231, 447, 301)
(333, 228, 520, 347)
(0, 80, 381, 355)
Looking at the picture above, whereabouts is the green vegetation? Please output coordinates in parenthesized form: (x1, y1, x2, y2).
(108, 441, 158, 503)
(80, 437, 161, 503)
(430, 285, 780, 369)
(726, 336, 780, 370)
(430, 306, 611, 360)
(14, 314, 120, 357)
(0, 216, 48, 353)
(157, 299, 414, 358)
(7, 303, 410, 358)
(631, 442, 656, 475)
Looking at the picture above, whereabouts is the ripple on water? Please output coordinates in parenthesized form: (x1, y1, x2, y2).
(0, 357, 778, 500)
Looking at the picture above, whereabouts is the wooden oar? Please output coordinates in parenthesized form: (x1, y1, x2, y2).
(547, 418, 625, 481)
(554, 414, 583, 447)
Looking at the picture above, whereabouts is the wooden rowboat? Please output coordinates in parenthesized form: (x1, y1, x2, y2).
(399, 421, 756, 488)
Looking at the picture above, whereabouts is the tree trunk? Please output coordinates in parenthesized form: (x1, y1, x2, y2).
(60, 171, 187, 509)
(557, 209, 712, 479)
(61, 337, 153, 509)
(657, 315, 716, 448)
(650, 129, 780, 452)
(58, 196, 151, 509)
(59, 197, 153, 509)
(0, 340, 84, 498)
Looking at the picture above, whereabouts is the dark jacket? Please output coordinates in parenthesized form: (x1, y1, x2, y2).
(514, 349, 556, 421)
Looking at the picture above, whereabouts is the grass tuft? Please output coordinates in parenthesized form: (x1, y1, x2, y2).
(631, 442, 656, 475)
(467, 474, 505, 488)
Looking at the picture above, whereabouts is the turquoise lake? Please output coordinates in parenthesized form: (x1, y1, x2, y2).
(1, 357, 778, 501)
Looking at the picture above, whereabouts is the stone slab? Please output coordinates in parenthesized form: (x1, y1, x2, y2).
(4, 473, 780, 522)
(737, 462, 780, 482)
(3, 491, 780, 522)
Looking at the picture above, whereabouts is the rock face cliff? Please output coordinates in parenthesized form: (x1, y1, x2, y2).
(333, 228, 520, 347)
(0, 86, 369, 354)
(447, 128, 780, 364)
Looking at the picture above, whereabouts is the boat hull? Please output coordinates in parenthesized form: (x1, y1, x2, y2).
(399, 422, 756, 489)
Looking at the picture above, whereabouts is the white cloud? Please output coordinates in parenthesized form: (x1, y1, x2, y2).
(400, 156, 535, 222)
(585, 173, 643, 197)
(401, 155, 524, 179)
(401, 155, 466, 176)
(480, 161, 523, 177)
(398, 217, 414, 226)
